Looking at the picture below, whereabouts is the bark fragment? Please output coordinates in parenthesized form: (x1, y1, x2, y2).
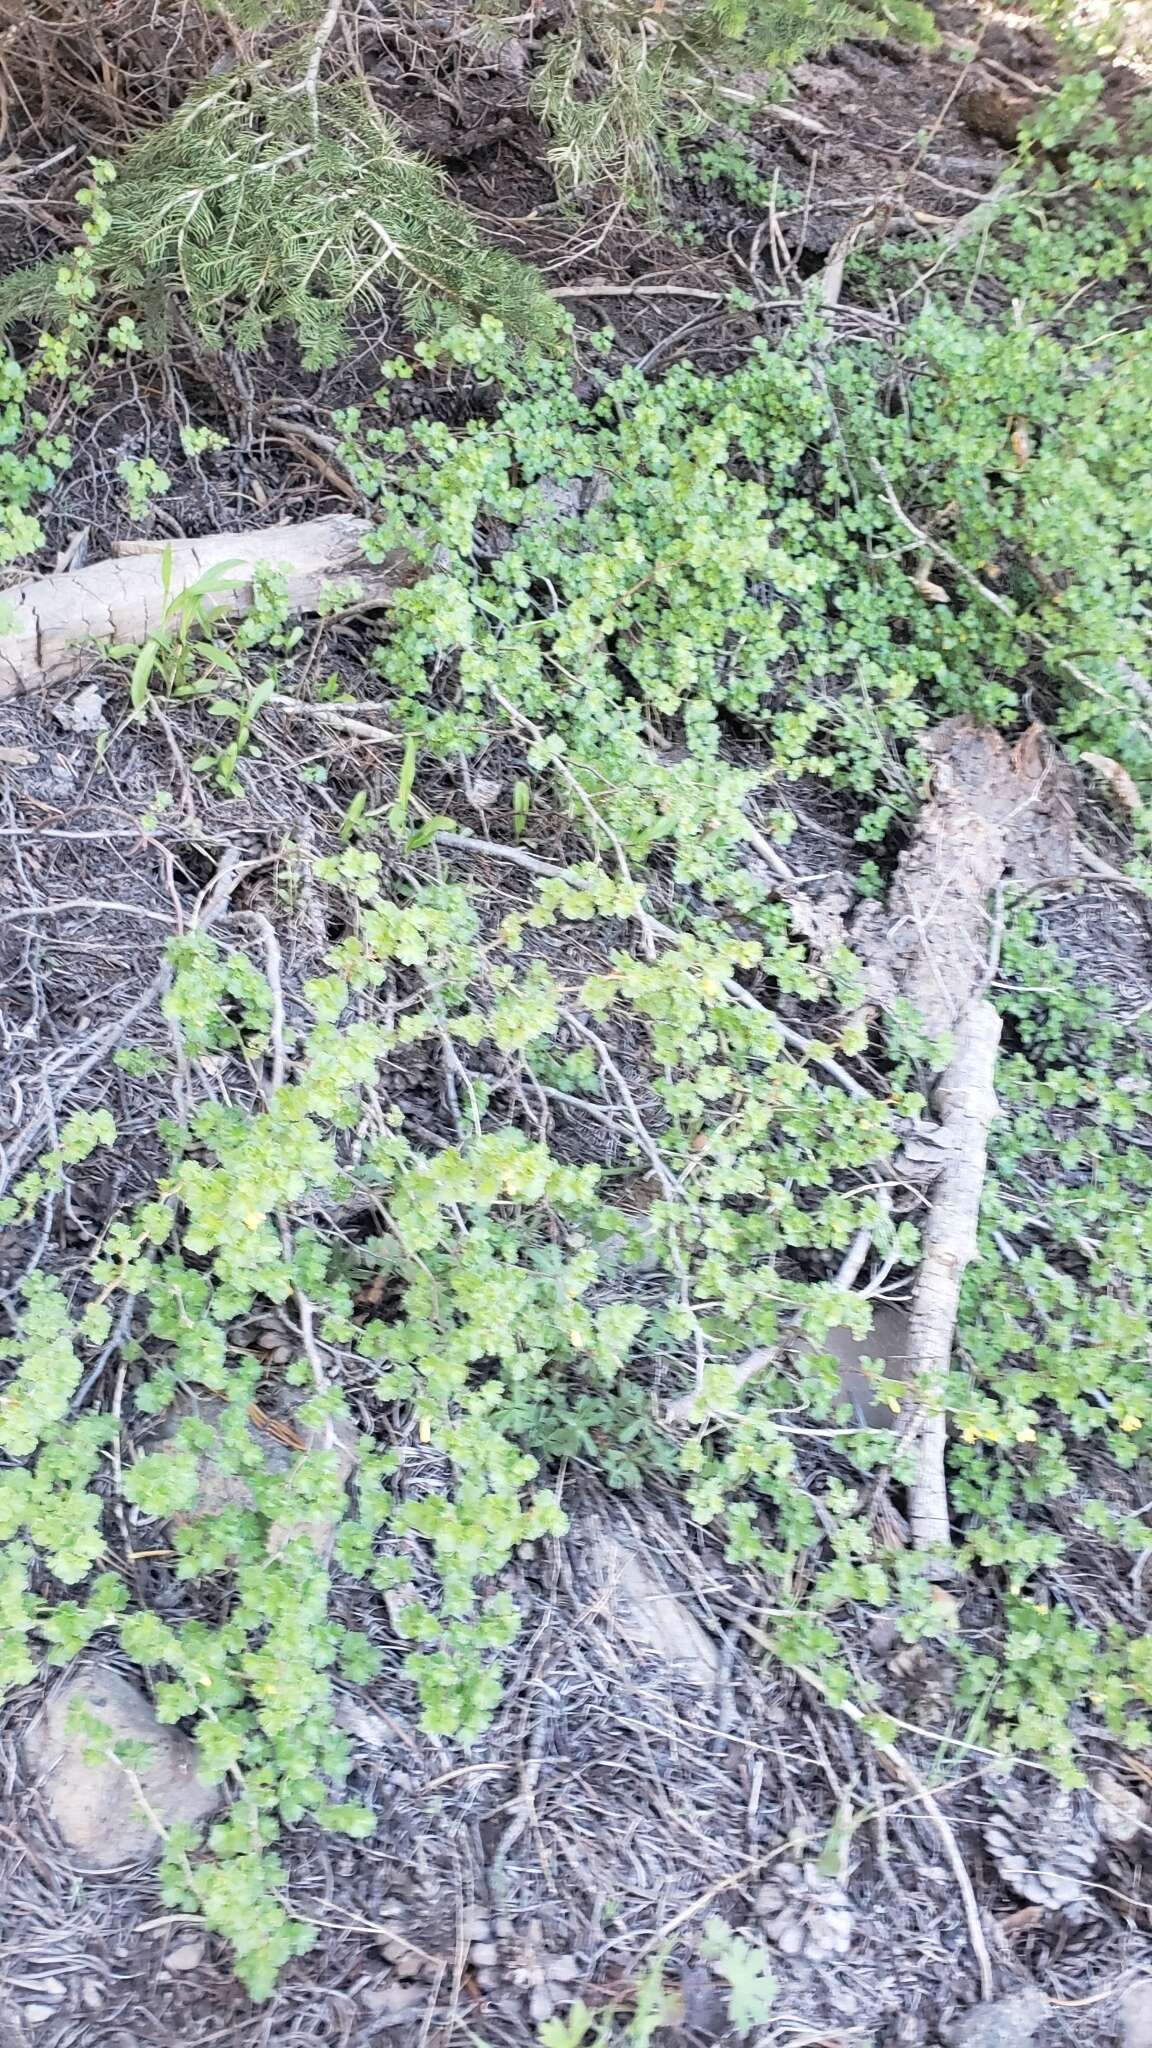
(855, 718, 1077, 1044)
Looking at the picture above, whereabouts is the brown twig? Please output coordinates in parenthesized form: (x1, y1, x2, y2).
(269, 695, 402, 745)
(1, 847, 245, 1197)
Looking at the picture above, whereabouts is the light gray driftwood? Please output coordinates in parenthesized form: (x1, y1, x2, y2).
(0, 516, 408, 695)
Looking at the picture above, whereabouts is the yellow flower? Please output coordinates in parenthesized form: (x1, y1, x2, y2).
(1119, 1414, 1143, 1434)
(1015, 1425, 1037, 1444)
(243, 1210, 264, 1231)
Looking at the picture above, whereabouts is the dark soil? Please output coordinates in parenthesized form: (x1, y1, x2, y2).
(0, 0, 1049, 564)
(3, 9, 1152, 2048)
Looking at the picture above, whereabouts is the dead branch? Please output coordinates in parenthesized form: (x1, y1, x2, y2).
(0, 516, 409, 695)
(854, 719, 1077, 1043)
(852, 721, 1075, 1563)
(0, 845, 247, 1199)
(904, 997, 1001, 1570)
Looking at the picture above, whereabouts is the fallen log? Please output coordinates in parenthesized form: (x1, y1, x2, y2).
(0, 516, 410, 698)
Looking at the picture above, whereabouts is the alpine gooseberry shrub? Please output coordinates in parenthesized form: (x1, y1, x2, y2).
(5, 71, 1152, 1999)
(0, 836, 920, 1991)
(6, 834, 1152, 1992)
(0, 162, 139, 568)
(340, 79, 1152, 849)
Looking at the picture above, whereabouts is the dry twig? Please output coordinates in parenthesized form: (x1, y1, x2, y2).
(736, 1614, 995, 2002)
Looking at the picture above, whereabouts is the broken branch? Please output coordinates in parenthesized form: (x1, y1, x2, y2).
(904, 997, 1001, 1570)
(0, 516, 409, 695)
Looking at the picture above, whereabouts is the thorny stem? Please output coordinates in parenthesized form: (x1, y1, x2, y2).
(433, 829, 873, 1102)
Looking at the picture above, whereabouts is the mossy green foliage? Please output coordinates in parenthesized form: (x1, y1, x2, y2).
(343, 102, 1152, 816)
(4, 71, 1152, 1997)
(0, 162, 126, 566)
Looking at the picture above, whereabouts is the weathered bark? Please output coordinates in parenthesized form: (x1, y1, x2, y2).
(842, 722, 1078, 1566)
(0, 516, 409, 697)
(853, 720, 1077, 1044)
(905, 996, 1002, 1569)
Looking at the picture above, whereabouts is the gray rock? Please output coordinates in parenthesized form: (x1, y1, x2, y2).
(163, 1939, 206, 1973)
(941, 1991, 1048, 2048)
(360, 1978, 425, 2018)
(580, 1516, 719, 1683)
(152, 1393, 356, 1559)
(809, 1304, 913, 1428)
(50, 684, 105, 736)
(20, 2013, 56, 2030)
(22, 1664, 219, 1868)
(333, 1694, 395, 1749)
(1092, 1768, 1148, 1845)
(1122, 1980, 1152, 2048)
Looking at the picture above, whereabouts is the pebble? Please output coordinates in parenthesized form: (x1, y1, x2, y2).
(81, 1982, 104, 2012)
(361, 1979, 425, 2017)
(334, 1697, 395, 1749)
(885, 2020, 928, 2046)
(942, 1991, 1048, 2048)
(164, 1939, 207, 1973)
(1093, 1768, 1148, 1844)
(22, 2010, 57, 2028)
